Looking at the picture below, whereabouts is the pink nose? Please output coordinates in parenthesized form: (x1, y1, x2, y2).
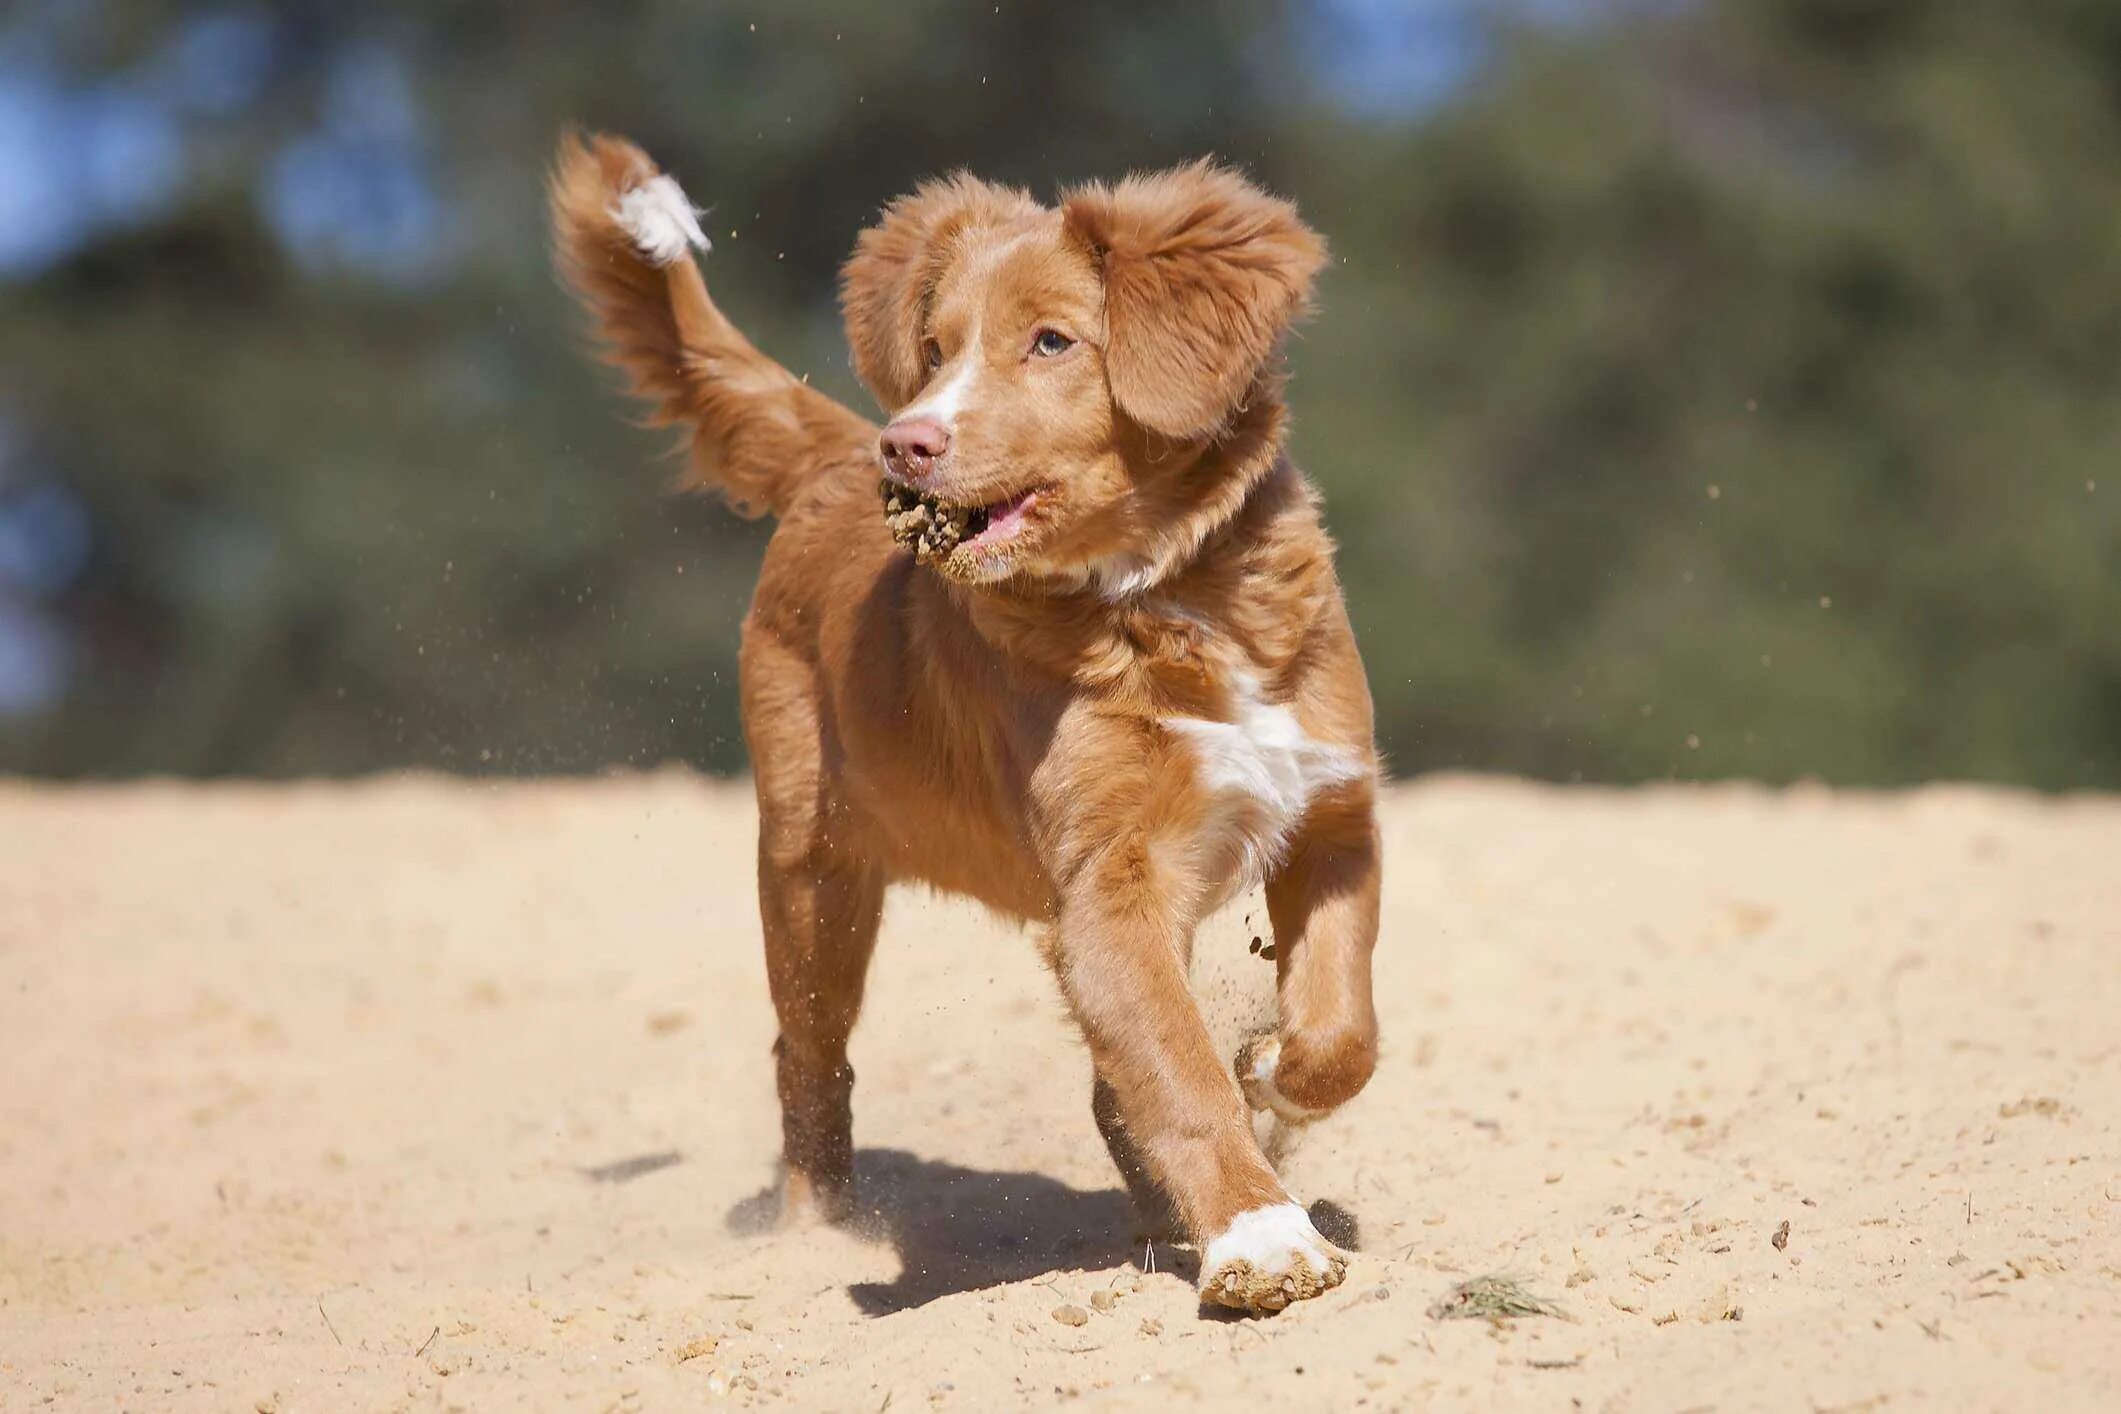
(879, 418, 950, 479)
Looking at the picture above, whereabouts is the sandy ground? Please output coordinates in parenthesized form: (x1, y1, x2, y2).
(3, 774, 2118, 1412)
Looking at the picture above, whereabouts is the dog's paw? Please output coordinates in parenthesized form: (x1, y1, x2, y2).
(778, 1167, 857, 1229)
(1235, 1034, 1326, 1125)
(609, 173, 710, 267)
(1198, 1202, 1348, 1313)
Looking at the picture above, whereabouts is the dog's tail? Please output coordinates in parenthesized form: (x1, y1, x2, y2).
(548, 131, 875, 518)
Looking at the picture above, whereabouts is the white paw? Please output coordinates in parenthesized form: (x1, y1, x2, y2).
(610, 174, 710, 267)
(1198, 1202, 1347, 1312)
(1237, 1035, 1325, 1125)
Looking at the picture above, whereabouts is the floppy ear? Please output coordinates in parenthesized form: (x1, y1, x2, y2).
(839, 175, 1042, 412)
(1062, 160, 1327, 440)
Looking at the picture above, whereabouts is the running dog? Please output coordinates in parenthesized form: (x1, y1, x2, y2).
(550, 132, 1381, 1312)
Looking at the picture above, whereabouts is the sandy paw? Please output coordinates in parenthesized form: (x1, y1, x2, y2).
(1198, 1202, 1348, 1313)
(1236, 1034, 1325, 1125)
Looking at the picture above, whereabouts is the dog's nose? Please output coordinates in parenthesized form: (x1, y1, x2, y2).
(879, 418, 950, 479)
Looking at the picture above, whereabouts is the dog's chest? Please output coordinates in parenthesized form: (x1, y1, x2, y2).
(1163, 678, 1365, 886)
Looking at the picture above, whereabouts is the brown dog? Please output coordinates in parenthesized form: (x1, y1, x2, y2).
(550, 133, 1381, 1313)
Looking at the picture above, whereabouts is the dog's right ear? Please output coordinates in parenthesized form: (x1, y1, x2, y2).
(840, 175, 1040, 413)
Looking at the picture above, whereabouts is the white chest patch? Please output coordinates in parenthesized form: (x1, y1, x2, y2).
(1087, 553, 1164, 599)
(1164, 676, 1367, 891)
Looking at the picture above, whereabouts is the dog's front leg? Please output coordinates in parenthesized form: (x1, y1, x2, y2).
(1051, 834, 1347, 1312)
(1240, 788, 1382, 1125)
(1090, 1072, 1181, 1244)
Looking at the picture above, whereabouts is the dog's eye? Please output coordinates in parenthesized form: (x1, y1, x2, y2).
(1031, 329, 1074, 358)
(922, 339, 943, 370)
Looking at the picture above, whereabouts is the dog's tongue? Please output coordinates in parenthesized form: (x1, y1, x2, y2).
(966, 487, 1036, 546)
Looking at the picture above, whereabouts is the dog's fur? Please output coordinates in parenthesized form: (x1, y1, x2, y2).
(550, 133, 1382, 1312)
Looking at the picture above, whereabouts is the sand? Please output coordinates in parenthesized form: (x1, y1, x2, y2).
(3, 774, 2117, 1410)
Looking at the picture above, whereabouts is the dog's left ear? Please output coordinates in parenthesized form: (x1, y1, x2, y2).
(841, 174, 1042, 413)
(1063, 160, 1326, 440)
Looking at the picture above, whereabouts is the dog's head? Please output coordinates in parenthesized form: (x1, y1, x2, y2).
(841, 161, 1325, 590)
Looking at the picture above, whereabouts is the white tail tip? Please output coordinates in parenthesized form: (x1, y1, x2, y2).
(610, 174, 710, 267)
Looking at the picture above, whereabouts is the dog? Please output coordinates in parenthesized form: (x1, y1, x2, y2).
(550, 132, 1382, 1313)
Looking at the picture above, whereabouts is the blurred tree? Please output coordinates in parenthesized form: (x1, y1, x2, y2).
(1292, 0, 2121, 786)
(0, 0, 2113, 786)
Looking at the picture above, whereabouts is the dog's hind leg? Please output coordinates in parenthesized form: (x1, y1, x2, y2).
(746, 631, 883, 1227)
(760, 849, 881, 1226)
(1242, 794, 1381, 1126)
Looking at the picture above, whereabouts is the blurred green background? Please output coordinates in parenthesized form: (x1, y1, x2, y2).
(0, 0, 2115, 786)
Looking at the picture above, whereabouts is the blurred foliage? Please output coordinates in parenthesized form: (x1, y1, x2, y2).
(0, 0, 2115, 786)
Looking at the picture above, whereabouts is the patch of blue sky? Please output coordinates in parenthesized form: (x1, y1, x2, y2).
(258, 40, 448, 284)
(0, 480, 92, 600)
(0, 11, 444, 286)
(1299, 0, 1664, 121)
(0, 595, 70, 716)
(158, 6, 278, 117)
(1301, 0, 1488, 120)
(0, 63, 185, 275)
(261, 130, 448, 284)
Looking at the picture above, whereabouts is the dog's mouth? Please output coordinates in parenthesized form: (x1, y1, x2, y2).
(880, 480, 1042, 568)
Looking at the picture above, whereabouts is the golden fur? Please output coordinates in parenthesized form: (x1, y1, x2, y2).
(550, 132, 1382, 1312)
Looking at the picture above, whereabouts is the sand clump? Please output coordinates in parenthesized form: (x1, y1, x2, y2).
(882, 479, 982, 563)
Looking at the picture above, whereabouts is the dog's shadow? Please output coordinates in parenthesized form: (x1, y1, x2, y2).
(728, 1148, 1135, 1314)
(726, 1147, 1361, 1316)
